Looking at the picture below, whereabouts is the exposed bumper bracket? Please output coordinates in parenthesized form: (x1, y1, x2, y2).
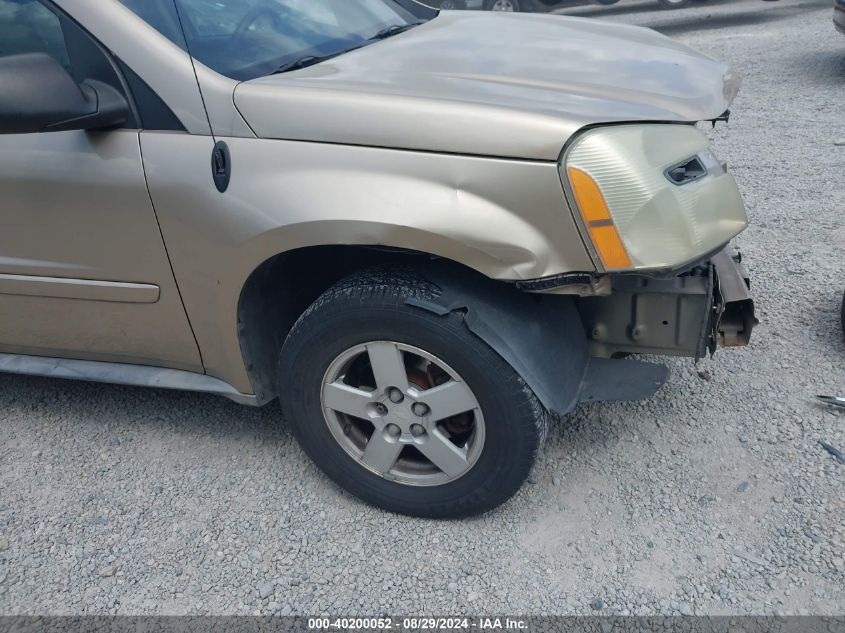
(711, 247, 758, 351)
(575, 244, 756, 361)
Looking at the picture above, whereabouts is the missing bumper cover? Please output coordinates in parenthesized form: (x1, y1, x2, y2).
(577, 246, 756, 360)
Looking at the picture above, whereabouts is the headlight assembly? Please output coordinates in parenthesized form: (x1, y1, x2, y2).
(562, 124, 748, 272)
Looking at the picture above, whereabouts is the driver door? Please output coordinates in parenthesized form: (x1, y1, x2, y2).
(0, 0, 202, 371)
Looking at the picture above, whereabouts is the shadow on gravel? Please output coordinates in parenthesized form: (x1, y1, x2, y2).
(654, 9, 793, 35)
(793, 49, 845, 87)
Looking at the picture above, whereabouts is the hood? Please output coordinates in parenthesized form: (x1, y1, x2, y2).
(235, 12, 739, 161)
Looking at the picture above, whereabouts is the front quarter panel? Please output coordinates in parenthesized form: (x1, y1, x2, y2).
(139, 135, 594, 393)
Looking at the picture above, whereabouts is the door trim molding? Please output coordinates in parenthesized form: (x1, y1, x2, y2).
(0, 273, 160, 303)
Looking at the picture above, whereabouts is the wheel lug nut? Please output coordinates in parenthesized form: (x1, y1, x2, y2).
(412, 403, 429, 417)
(375, 403, 388, 416)
(387, 387, 404, 404)
(386, 424, 401, 438)
(410, 424, 426, 438)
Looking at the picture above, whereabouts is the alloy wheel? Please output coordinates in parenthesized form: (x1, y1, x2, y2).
(321, 341, 485, 486)
(489, 0, 518, 10)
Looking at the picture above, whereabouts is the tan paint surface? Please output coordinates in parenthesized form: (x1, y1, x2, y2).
(0, 274, 160, 303)
(141, 134, 593, 392)
(0, 130, 202, 370)
(234, 12, 737, 157)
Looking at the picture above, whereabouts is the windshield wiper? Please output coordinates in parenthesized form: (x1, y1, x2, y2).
(273, 53, 343, 74)
(368, 21, 425, 41)
(272, 22, 425, 75)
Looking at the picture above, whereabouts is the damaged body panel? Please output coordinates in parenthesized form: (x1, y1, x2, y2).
(139, 136, 595, 393)
(233, 12, 739, 160)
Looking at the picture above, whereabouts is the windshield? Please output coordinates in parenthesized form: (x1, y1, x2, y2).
(118, 0, 423, 81)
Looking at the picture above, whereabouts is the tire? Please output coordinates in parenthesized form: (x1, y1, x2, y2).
(277, 269, 547, 518)
(592, 0, 620, 5)
(658, 0, 691, 7)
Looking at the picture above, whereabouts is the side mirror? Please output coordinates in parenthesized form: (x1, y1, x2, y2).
(0, 53, 129, 135)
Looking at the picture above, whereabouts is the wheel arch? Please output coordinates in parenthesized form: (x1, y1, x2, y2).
(235, 244, 493, 403)
(205, 215, 551, 398)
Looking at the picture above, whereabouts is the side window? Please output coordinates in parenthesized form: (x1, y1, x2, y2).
(0, 0, 71, 69)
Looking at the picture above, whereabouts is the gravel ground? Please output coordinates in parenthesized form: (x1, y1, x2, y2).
(1, 0, 844, 617)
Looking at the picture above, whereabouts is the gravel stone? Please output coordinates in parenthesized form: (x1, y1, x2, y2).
(679, 602, 694, 616)
(257, 581, 274, 600)
(0, 0, 842, 618)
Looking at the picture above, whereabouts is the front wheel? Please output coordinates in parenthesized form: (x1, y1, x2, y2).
(277, 270, 546, 518)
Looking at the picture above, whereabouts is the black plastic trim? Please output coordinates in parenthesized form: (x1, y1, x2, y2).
(664, 155, 708, 186)
(117, 59, 185, 132)
(212, 141, 231, 193)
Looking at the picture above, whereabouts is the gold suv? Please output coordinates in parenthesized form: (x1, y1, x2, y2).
(0, 0, 755, 517)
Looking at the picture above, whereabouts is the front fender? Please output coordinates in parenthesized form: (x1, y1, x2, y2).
(140, 134, 594, 393)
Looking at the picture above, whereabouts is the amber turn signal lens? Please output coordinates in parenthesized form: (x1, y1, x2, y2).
(567, 167, 632, 270)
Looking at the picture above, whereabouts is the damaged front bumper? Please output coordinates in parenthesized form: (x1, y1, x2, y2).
(577, 245, 757, 361)
(408, 249, 755, 416)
